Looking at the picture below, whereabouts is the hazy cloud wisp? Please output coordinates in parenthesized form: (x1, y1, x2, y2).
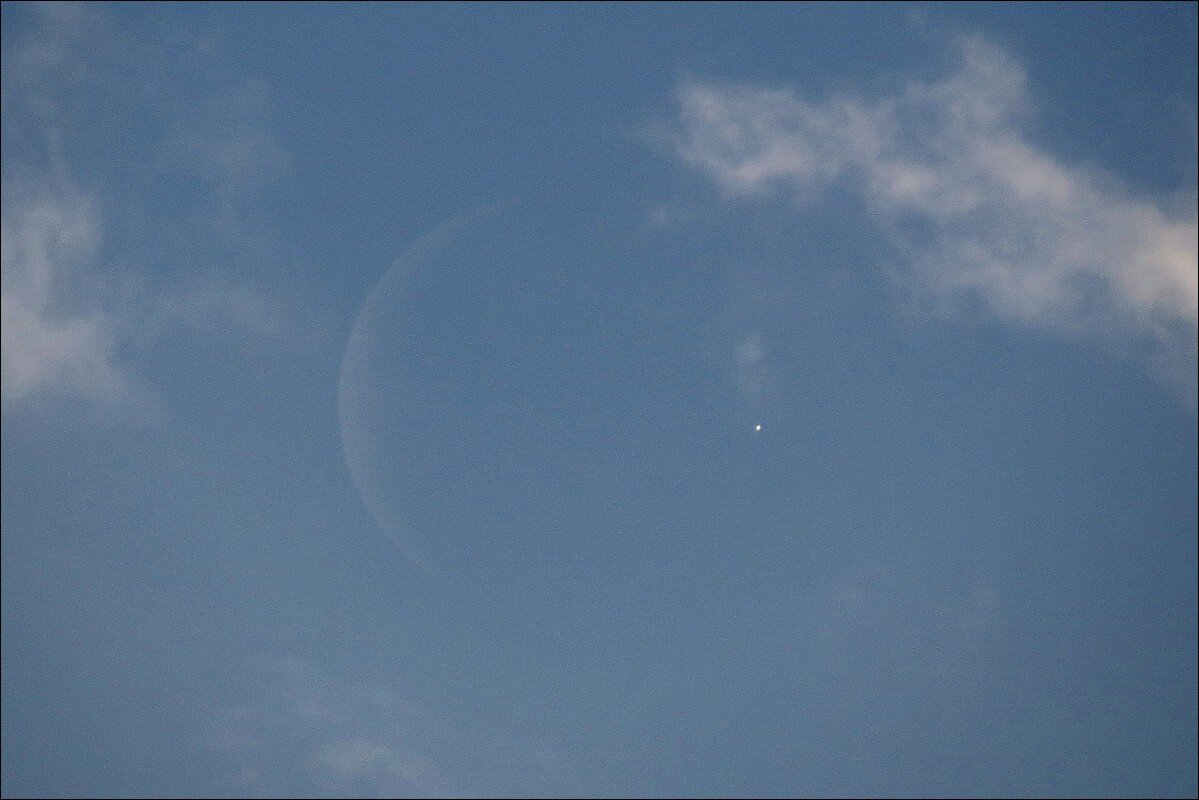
(0, 184, 126, 408)
(672, 35, 1198, 389)
(1, 3, 316, 414)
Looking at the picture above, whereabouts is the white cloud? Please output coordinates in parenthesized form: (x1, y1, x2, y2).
(207, 660, 458, 799)
(281, 661, 457, 798)
(0, 178, 316, 413)
(707, 269, 799, 420)
(0, 178, 327, 414)
(735, 332, 768, 402)
(205, 658, 580, 798)
(671, 35, 1198, 389)
(1, 3, 323, 415)
(318, 737, 449, 796)
(1, 183, 127, 408)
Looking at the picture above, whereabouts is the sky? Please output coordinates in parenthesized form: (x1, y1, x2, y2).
(1, 2, 1196, 797)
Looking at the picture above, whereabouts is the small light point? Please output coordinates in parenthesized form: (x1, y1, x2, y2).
(754, 423, 762, 432)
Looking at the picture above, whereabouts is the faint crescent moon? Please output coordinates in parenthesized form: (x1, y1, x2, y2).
(336, 205, 506, 574)
(335, 195, 686, 579)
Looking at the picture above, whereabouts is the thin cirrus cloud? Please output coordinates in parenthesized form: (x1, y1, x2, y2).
(0, 4, 125, 410)
(206, 659, 573, 798)
(0, 183, 127, 408)
(0, 177, 321, 413)
(1, 3, 314, 413)
(207, 660, 455, 798)
(671, 34, 1198, 391)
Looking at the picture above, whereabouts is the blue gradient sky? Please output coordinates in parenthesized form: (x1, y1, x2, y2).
(2, 3, 1196, 797)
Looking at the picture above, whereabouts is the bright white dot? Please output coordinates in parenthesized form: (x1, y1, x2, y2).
(754, 424, 762, 432)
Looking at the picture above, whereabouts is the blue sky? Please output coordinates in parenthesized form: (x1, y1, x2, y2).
(2, 3, 1196, 797)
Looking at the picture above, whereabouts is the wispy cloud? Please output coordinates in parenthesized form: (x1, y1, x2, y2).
(670, 35, 1198, 393)
(206, 659, 575, 799)
(206, 660, 455, 798)
(0, 181, 127, 408)
(733, 331, 769, 405)
(1, 2, 319, 414)
(706, 267, 799, 423)
(266, 660, 455, 798)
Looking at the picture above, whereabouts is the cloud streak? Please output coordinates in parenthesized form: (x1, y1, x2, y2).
(207, 660, 456, 798)
(206, 658, 577, 799)
(671, 35, 1198, 391)
(1, 182, 126, 408)
(1, 2, 319, 414)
